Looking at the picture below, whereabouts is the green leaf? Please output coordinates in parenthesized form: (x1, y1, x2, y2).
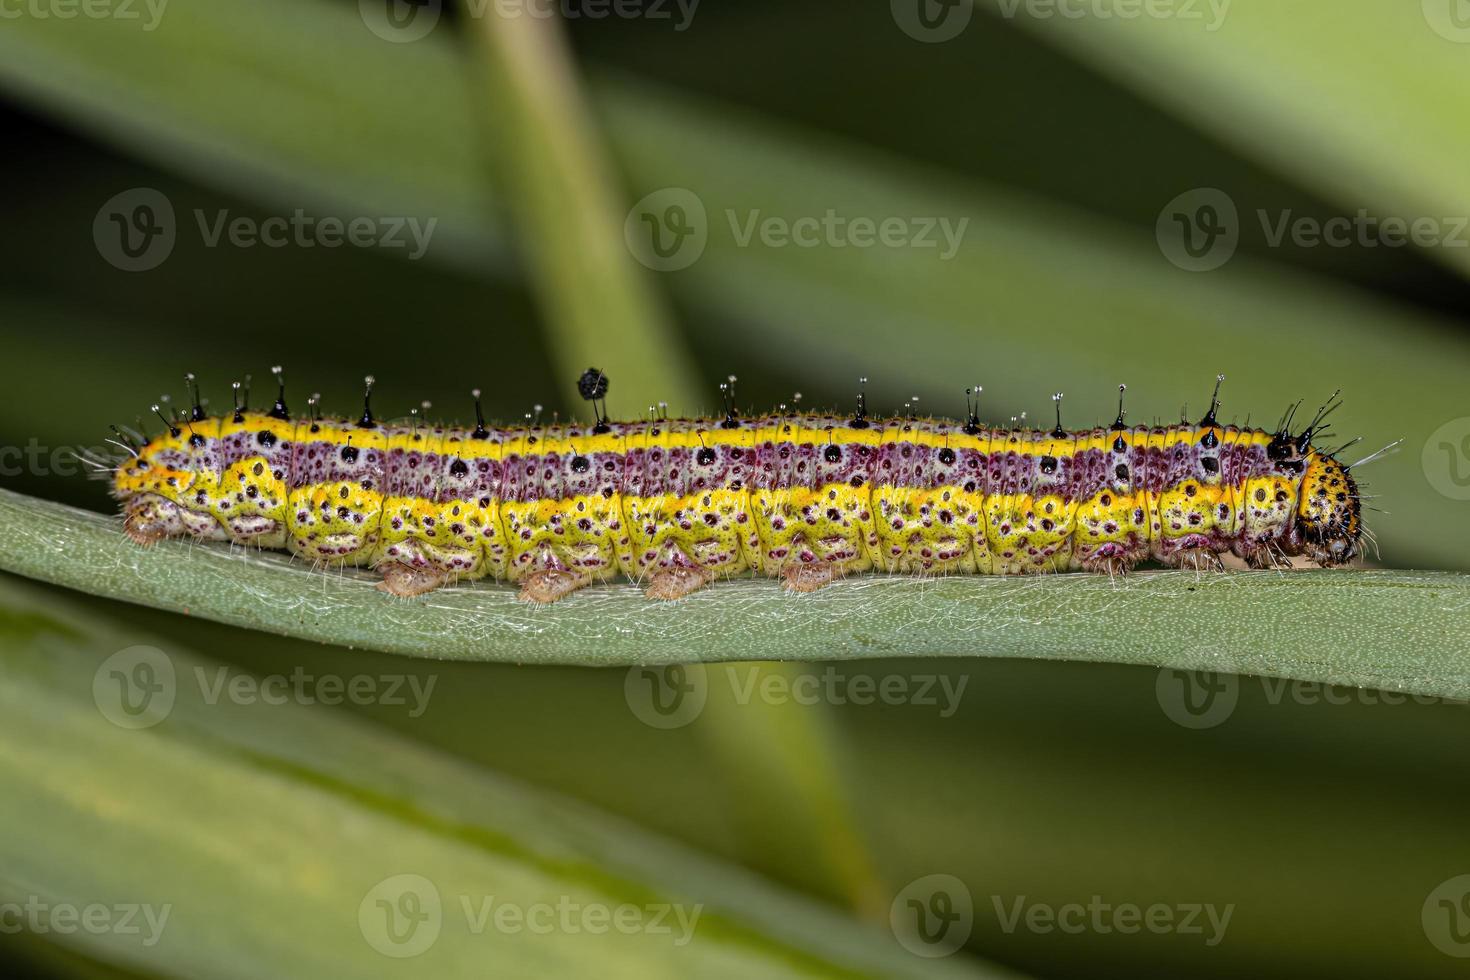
(970, 0, 1470, 277)
(3, 489, 1469, 696)
(465, 9, 698, 411)
(0, 574, 1018, 978)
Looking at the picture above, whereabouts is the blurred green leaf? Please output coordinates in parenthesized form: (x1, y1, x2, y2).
(467, 7, 696, 411)
(3, 489, 1469, 695)
(0, 574, 1019, 978)
(971, 0, 1470, 277)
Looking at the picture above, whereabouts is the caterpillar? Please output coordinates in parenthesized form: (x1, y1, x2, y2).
(103, 369, 1371, 603)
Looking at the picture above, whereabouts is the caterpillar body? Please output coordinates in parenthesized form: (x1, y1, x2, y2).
(108, 373, 1364, 603)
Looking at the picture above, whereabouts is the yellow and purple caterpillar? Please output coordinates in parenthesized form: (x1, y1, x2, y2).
(107, 369, 1366, 602)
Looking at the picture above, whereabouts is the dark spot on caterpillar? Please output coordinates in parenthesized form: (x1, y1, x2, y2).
(450, 459, 469, 477)
(1201, 457, 1219, 474)
(1041, 518, 1054, 531)
(252, 461, 264, 476)
(1255, 488, 1267, 502)
(697, 448, 717, 466)
(1201, 430, 1219, 449)
(825, 445, 843, 463)
(938, 447, 956, 465)
(257, 431, 277, 447)
(1184, 483, 1198, 497)
(336, 506, 349, 519)
(1100, 494, 1112, 506)
(246, 486, 258, 499)
(1040, 455, 1057, 474)
(1115, 464, 1129, 480)
(1113, 436, 1127, 453)
(338, 486, 349, 499)
(340, 446, 359, 463)
(571, 455, 590, 473)
(188, 433, 206, 448)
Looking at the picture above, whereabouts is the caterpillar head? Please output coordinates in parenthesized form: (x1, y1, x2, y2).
(1295, 455, 1361, 566)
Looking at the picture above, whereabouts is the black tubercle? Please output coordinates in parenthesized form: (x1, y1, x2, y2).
(1111, 384, 1128, 431)
(470, 389, 489, 440)
(1296, 389, 1342, 451)
(152, 404, 180, 439)
(577, 368, 609, 402)
(357, 376, 377, 429)
(963, 386, 982, 435)
(185, 373, 206, 422)
(579, 368, 611, 434)
(1199, 374, 1224, 427)
(1050, 393, 1066, 439)
(719, 375, 740, 429)
(268, 366, 289, 420)
(851, 377, 871, 429)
